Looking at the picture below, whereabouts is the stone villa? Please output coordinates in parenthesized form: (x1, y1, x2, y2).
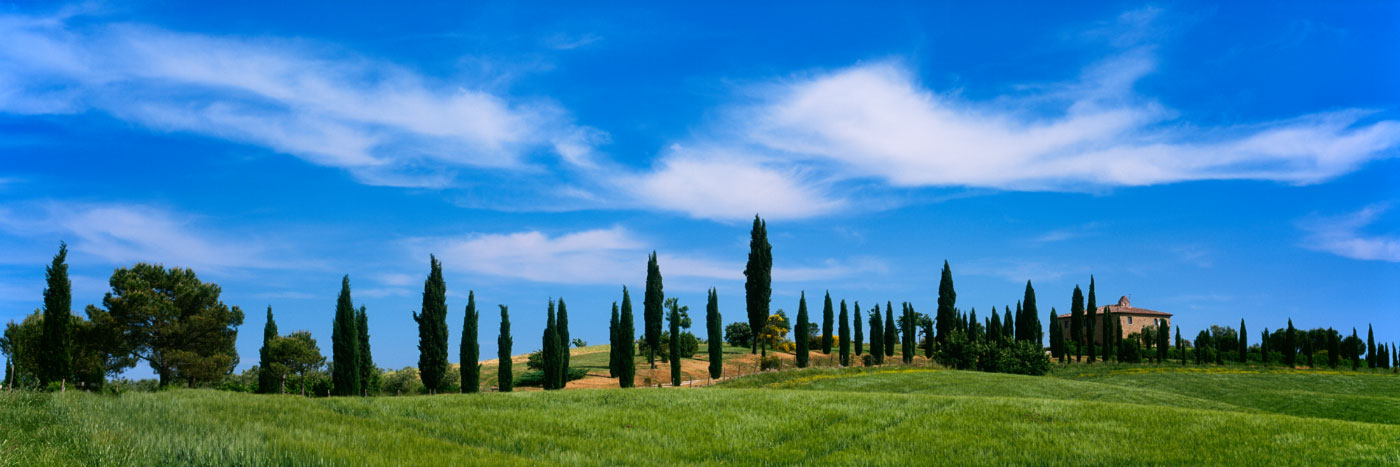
(1057, 296, 1171, 345)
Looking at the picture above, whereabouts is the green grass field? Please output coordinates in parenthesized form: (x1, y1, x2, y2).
(4, 365, 1398, 465)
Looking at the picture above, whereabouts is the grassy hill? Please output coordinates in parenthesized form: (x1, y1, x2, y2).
(4, 364, 1398, 465)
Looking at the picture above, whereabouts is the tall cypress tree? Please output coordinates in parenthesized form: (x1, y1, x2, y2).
(1100, 306, 1112, 362)
(935, 261, 956, 347)
(839, 300, 851, 366)
(669, 299, 681, 386)
(1304, 334, 1314, 367)
(988, 309, 1002, 346)
(884, 303, 896, 357)
(331, 275, 360, 396)
(557, 298, 570, 380)
(498, 305, 513, 392)
(609, 302, 620, 378)
(1350, 328, 1360, 370)
(1023, 281, 1041, 346)
(706, 289, 722, 379)
(1070, 286, 1084, 361)
(853, 301, 863, 356)
(542, 300, 561, 390)
(868, 307, 884, 365)
(1086, 291, 1097, 364)
(1176, 328, 1184, 365)
(1050, 309, 1063, 362)
(743, 215, 772, 356)
(901, 303, 914, 364)
(1284, 319, 1297, 368)
(1327, 328, 1339, 369)
(258, 306, 278, 394)
(413, 256, 449, 394)
(460, 292, 479, 393)
(795, 292, 810, 368)
(1262, 329, 1271, 364)
(619, 287, 636, 388)
(821, 292, 834, 355)
(644, 252, 664, 367)
(1087, 276, 1098, 353)
(1158, 321, 1171, 363)
(1367, 325, 1376, 368)
(38, 242, 71, 386)
(1239, 319, 1248, 363)
(357, 306, 374, 396)
(1003, 306, 1014, 343)
(920, 306, 934, 359)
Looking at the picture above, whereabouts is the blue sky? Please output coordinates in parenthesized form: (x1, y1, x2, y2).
(1, 2, 1397, 378)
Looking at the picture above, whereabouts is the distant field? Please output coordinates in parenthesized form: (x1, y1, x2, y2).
(4, 364, 1398, 465)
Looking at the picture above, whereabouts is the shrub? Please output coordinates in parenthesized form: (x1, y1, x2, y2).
(526, 351, 544, 370)
(1120, 340, 1142, 363)
(725, 322, 753, 348)
(861, 354, 874, 367)
(996, 341, 1050, 376)
(934, 329, 977, 370)
(643, 332, 700, 362)
(382, 367, 424, 395)
(515, 367, 588, 387)
(760, 356, 782, 371)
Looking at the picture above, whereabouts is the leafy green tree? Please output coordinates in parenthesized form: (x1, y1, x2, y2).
(1239, 319, 1248, 363)
(1021, 281, 1041, 346)
(39, 243, 71, 386)
(1069, 286, 1084, 361)
(86, 264, 243, 388)
(551, 299, 562, 380)
(645, 252, 664, 366)
(1284, 319, 1297, 368)
(884, 303, 896, 357)
(413, 256, 449, 394)
(668, 298, 682, 386)
(795, 292, 809, 368)
(609, 303, 620, 378)
(619, 287, 637, 388)
(1087, 276, 1100, 360)
(839, 300, 851, 366)
(460, 292, 479, 393)
(357, 306, 376, 395)
(1327, 328, 1339, 368)
(706, 289, 722, 379)
(935, 261, 956, 347)
(920, 307, 934, 359)
(1003, 306, 1014, 343)
(1176, 327, 1184, 365)
(867, 306, 883, 364)
(1049, 309, 1063, 362)
(497, 305, 512, 392)
(542, 300, 561, 390)
(258, 307, 279, 394)
(744, 215, 772, 356)
(331, 276, 361, 396)
(853, 301, 863, 356)
(1158, 321, 1171, 363)
(1086, 290, 1097, 364)
(1303, 333, 1315, 367)
(988, 309, 1002, 346)
(270, 330, 324, 396)
(1349, 328, 1359, 370)
(1367, 324, 1376, 368)
(820, 291, 834, 355)
(900, 303, 913, 364)
(1101, 306, 1113, 362)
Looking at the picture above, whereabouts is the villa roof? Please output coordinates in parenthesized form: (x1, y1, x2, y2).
(1057, 296, 1172, 319)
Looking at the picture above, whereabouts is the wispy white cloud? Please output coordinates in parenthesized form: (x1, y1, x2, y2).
(410, 226, 883, 285)
(0, 10, 603, 188)
(620, 146, 846, 221)
(0, 202, 295, 273)
(1300, 203, 1400, 262)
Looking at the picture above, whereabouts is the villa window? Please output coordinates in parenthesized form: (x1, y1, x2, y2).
(1127, 316, 1133, 325)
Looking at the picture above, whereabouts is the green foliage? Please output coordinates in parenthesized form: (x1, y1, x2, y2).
(935, 260, 956, 347)
(1021, 281, 1040, 346)
(852, 302, 863, 356)
(331, 275, 360, 396)
(357, 306, 376, 396)
(884, 303, 895, 358)
(868, 306, 884, 365)
(557, 298, 570, 379)
(644, 252, 664, 367)
(759, 355, 781, 370)
(413, 256, 449, 394)
(795, 292, 809, 368)
(497, 305, 513, 392)
(618, 288, 635, 388)
(86, 263, 243, 388)
(821, 292, 833, 354)
(514, 367, 588, 387)
(669, 298, 682, 386)
(460, 292, 479, 393)
(268, 330, 325, 396)
(743, 215, 771, 355)
(706, 289, 722, 379)
(609, 303, 620, 378)
(542, 300, 562, 390)
(257, 307, 278, 394)
(838, 300, 850, 366)
(39, 242, 71, 386)
(381, 366, 424, 395)
(724, 322, 752, 348)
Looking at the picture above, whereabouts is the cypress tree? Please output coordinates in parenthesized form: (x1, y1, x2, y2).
(1367, 325, 1376, 368)
(413, 256, 449, 394)
(498, 305, 512, 392)
(821, 291, 834, 355)
(1070, 286, 1084, 361)
(1350, 328, 1360, 370)
(920, 305, 933, 359)
(644, 252, 664, 367)
(1086, 292, 1097, 364)
(1327, 328, 1339, 369)
(331, 275, 360, 396)
(668, 298, 681, 386)
(868, 306, 884, 365)
(884, 303, 896, 357)
(1262, 328, 1270, 364)
(743, 215, 772, 356)
(839, 300, 851, 366)
(609, 302, 620, 378)
(1176, 328, 1184, 365)
(968, 308, 979, 343)
(38, 242, 71, 386)
(1087, 276, 1098, 354)
(1284, 319, 1297, 368)
(358, 306, 374, 396)
(853, 301, 863, 356)
(988, 309, 1002, 346)
(935, 261, 956, 346)
(258, 306, 279, 394)
(795, 292, 810, 368)
(900, 303, 913, 364)
(1050, 309, 1063, 362)
(542, 300, 561, 390)
(1100, 306, 1112, 362)
(1239, 319, 1248, 363)
(619, 287, 636, 388)
(1304, 334, 1314, 368)
(551, 299, 562, 380)
(460, 292, 479, 393)
(1003, 306, 1014, 343)
(1023, 281, 1041, 346)
(706, 289, 722, 379)
(1159, 321, 1170, 363)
